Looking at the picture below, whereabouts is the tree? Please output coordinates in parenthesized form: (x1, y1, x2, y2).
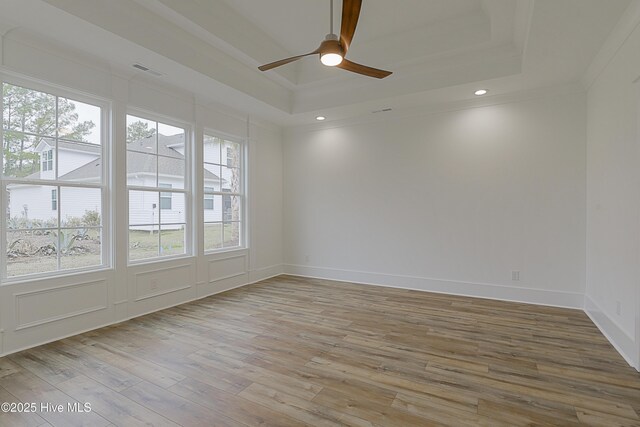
(228, 142, 241, 244)
(127, 120, 156, 144)
(2, 83, 95, 177)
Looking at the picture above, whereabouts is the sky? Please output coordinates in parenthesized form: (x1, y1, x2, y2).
(69, 101, 184, 146)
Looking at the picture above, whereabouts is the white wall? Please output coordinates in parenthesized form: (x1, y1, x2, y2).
(284, 92, 587, 308)
(585, 20, 640, 370)
(248, 125, 284, 279)
(0, 30, 284, 356)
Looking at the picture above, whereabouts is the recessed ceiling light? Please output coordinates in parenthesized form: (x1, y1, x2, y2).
(316, 116, 326, 121)
(474, 89, 488, 96)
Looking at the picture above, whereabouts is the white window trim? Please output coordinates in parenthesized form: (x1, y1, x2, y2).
(0, 72, 112, 284)
(202, 130, 246, 254)
(126, 110, 193, 265)
(42, 149, 53, 171)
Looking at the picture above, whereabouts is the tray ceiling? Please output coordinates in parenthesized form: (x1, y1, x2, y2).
(0, 0, 632, 125)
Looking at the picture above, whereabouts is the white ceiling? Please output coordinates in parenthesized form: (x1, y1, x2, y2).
(0, 0, 634, 126)
(221, 0, 484, 54)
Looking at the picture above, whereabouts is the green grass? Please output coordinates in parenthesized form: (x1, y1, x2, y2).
(129, 224, 240, 260)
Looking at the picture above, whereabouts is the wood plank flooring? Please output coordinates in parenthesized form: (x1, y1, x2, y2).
(1, 275, 639, 426)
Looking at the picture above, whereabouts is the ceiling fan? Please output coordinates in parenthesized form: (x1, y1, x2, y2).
(258, 0, 392, 79)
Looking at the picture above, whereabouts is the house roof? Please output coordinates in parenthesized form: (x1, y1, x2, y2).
(35, 139, 101, 155)
(23, 140, 102, 179)
(57, 134, 221, 182)
(57, 158, 102, 181)
(126, 134, 184, 179)
(127, 133, 183, 157)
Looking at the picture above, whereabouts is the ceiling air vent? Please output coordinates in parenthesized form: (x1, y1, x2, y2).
(132, 63, 163, 77)
(372, 108, 392, 114)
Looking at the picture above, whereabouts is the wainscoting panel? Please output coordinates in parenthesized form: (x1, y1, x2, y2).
(0, 272, 115, 357)
(208, 254, 247, 283)
(133, 262, 194, 301)
(194, 254, 249, 297)
(128, 260, 196, 318)
(15, 279, 108, 330)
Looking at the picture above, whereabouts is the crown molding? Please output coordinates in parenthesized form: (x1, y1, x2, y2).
(285, 82, 584, 136)
(582, 0, 640, 89)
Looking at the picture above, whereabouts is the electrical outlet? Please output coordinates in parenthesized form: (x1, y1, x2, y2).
(150, 278, 158, 290)
(511, 271, 520, 281)
(616, 301, 621, 315)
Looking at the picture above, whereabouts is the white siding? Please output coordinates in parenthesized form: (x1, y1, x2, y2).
(8, 185, 57, 225)
(129, 175, 188, 230)
(60, 187, 101, 223)
(203, 140, 220, 164)
(8, 184, 101, 226)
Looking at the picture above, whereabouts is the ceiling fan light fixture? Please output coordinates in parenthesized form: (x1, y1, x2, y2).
(258, 0, 392, 78)
(320, 52, 343, 66)
(319, 35, 344, 66)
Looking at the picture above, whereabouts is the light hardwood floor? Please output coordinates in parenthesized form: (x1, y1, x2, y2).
(1, 275, 639, 426)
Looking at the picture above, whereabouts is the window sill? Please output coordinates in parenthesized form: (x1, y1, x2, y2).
(127, 254, 196, 268)
(0, 265, 113, 286)
(204, 247, 248, 259)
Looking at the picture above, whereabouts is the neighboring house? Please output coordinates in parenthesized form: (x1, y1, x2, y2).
(8, 134, 228, 230)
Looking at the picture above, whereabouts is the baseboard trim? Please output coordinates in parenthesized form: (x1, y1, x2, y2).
(283, 264, 584, 309)
(248, 264, 284, 284)
(584, 295, 639, 371)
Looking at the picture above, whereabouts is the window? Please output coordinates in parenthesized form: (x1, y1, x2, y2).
(159, 183, 172, 210)
(226, 147, 233, 167)
(127, 114, 189, 261)
(42, 149, 53, 171)
(203, 133, 243, 251)
(204, 187, 214, 210)
(2, 81, 106, 279)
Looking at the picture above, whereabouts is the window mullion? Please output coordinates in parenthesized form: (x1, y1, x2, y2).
(3, 179, 103, 189)
(156, 121, 161, 257)
(0, 182, 7, 281)
(57, 185, 61, 270)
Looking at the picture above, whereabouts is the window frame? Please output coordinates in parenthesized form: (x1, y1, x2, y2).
(204, 187, 214, 210)
(0, 73, 112, 283)
(126, 110, 192, 264)
(159, 183, 172, 210)
(202, 130, 246, 253)
(42, 149, 53, 171)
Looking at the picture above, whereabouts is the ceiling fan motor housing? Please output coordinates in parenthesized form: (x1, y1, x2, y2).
(320, 34, 344, 57)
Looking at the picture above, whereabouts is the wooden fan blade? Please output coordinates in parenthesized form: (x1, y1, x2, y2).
(337, 59, 392, 79)
(340, 0, 362, 53)
(259, 51, 318, 71)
